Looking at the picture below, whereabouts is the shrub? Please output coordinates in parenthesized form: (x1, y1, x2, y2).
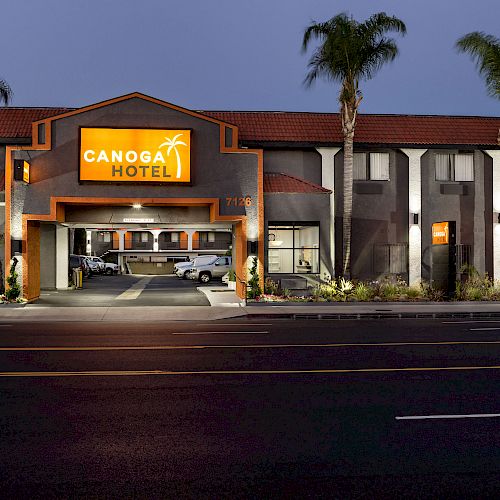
(5, 257, 21, 302)
(247, 257, 262, 299)
(352, 282, 373, 301)
(264, 277, 278, 295)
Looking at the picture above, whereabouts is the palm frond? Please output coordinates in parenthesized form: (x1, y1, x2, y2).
(456, 32, 500, 98)
(302, 11, 405, 95)
(0, 79, 12, 106)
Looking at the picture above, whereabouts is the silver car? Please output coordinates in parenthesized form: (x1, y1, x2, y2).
(188, 256, 232, 283)
(174, 255, 218, 279)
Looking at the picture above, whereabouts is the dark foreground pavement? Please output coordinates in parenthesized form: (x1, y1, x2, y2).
(33, 274, 211, 307)
(0, 318, 499, 498)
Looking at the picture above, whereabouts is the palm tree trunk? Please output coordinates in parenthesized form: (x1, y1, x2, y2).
(341, 100, 357, 279)
(342, 130, 354, 279)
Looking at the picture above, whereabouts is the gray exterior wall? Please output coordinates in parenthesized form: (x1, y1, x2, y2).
(263, 149, 322, 185)
(264, 192, 332, 277)
(421, 149, 490, 282)
(40, 223, 56, 289)
(335, 149, 409, 281)
(11, 96, 259, 224)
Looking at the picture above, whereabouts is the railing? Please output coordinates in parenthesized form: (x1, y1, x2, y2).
(373, 243, 408, 274)
(456, 244, 472, 272)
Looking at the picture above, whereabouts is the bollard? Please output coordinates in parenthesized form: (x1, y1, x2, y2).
(72, 268, 83, 289)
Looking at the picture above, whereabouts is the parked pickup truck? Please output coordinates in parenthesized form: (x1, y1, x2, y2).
(87, 256, 120, 275)
(174, 255, 218, 279)
(187, 256, 232, 283)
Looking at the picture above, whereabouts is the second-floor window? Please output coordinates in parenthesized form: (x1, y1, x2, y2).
(353, 152, 390, 181)
(435, 153, 474, 181)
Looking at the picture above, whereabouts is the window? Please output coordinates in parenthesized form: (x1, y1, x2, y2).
(435, 153, 474, 181)
(353, 153, 390, 180)
(96, 231, 111, 243)
(267, 223, 319, 274)
(132, 232, 150, 243)
(374, 244, 408, 274)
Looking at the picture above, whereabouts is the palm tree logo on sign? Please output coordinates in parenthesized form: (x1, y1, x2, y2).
(158, 134, 187, 179)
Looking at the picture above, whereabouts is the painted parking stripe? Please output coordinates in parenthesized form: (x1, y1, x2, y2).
(469, 327, 500, 331)
(1, 365, 499, 377)
(171, 331, 269, 335)
(396, 413, 500, 420)
(115, 277, 152, 300)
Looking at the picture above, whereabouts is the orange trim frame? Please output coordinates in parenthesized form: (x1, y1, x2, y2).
(5, 93, 264, 301)
(21, 197, 248, 300)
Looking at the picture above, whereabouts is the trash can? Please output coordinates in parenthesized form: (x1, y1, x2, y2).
(72, 268, 83, 289)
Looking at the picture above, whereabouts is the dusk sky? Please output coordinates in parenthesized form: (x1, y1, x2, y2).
(2, 0, 499, 115)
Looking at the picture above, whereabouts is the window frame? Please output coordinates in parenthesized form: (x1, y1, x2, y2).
(267, 222, 320, 275)
(353, 152, 390, 181)
(435, 153, 474, 182)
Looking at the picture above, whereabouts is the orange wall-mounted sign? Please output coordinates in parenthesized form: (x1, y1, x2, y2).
(432, 221, 449, 245)
(80, 128, 191, 183)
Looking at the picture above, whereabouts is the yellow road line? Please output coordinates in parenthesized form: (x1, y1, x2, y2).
(1, 340, 500, 351)
(0, 365, 500, 377)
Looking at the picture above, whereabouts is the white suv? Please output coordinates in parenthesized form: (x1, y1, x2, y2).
(174, 255, 218, 279)
(88, 256, 119, 275)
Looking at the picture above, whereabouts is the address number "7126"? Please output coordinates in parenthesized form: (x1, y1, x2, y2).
(226, 196, 252, 207)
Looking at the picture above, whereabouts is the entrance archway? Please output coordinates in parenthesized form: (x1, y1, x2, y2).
(22, 197, 249, 300)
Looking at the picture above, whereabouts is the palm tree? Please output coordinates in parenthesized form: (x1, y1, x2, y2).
(456, 32, 500, 98)
(159, 133, 187, 178)
(0, 78, 12, 105)
(302, 12, 406, 278)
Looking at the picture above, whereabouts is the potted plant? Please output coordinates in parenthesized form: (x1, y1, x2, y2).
(227, 269, 237, 290)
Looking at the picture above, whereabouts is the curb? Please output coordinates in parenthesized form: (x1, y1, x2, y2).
(245, 311, 500, 321)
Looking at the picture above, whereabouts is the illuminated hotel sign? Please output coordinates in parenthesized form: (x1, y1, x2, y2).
(80, 128, 191, 183)
(432, 221, 449, 245)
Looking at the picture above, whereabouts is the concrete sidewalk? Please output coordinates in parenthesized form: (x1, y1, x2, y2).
(2, 301, 500, 321)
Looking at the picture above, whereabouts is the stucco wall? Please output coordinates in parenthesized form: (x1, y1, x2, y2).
(13, 98, 258, 219)
(421, 149, 481, 282)
(263, 149, 322, 185)
(335, 149, 409, 281)
(264, 192, 332, 277)
(40, 223, 56, 289)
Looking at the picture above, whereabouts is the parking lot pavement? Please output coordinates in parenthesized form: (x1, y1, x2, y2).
(33, 274, 211, 307)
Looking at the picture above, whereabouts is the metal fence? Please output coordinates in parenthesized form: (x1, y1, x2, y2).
(373, 243, 408, 274)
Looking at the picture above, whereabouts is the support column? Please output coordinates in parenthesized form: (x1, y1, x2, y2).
(184, 229, 197, 251)
(316, 147, 340, 280)
(401, 149, 427, 286)
(86, 229, 92, 255)
(149, 230, 162, 252)
(115, 230, 127, 271)
(485, 151, 500, 280)
(56, 225, 69, 289)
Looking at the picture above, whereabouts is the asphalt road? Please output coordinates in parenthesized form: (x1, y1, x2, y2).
(0, 318, 499, 499)
(34, 274, 211, 307)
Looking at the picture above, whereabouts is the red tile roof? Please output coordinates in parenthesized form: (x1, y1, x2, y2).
(264, 172, 330, 194)
(0, 105, 499, 146)
(203, 111, 500, 146)
(0, 107, 72, 138)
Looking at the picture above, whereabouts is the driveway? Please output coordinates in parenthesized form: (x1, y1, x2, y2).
(33, 274, 211, 307)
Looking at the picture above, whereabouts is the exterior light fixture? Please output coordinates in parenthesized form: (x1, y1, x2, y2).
(413, 213, 419, 225)
(132, 203, 142, 209)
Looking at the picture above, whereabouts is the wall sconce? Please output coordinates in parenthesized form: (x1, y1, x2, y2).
(495, 212, 500, 224)
(411, 213, 419, 225)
